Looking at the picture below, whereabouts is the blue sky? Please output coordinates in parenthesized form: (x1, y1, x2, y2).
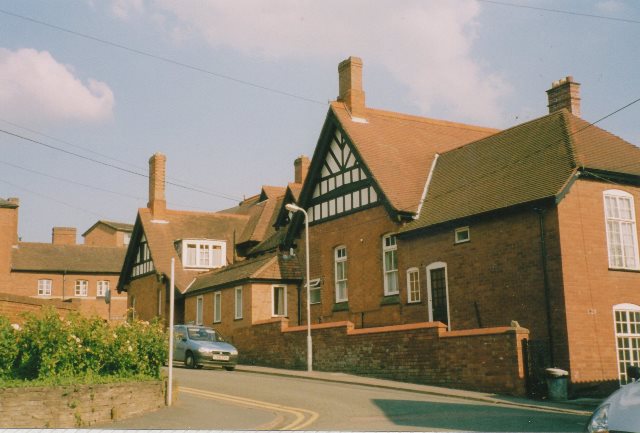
(1, 0, 638, 242)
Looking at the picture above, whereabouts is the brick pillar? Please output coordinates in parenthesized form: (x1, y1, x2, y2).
(52, 227, 77, 245)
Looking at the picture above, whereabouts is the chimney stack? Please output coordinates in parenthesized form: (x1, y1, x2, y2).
(52, 227, 76, 245)
(294, 155, 310, 184)
(0, 198, 19, 284)
(546, 76, 581, 116)
(148, 152, 167, 217)
(337, 56, 366, 119)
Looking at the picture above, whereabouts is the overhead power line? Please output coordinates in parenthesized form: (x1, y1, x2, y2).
(0, 128, 243, 202)
(0, 8, 327, 106)
(478, 0, 640, 25)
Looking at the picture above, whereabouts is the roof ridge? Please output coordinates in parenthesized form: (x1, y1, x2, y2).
(330, 101, 498, 134)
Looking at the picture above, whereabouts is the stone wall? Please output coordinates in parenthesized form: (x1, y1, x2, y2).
(0, 380, 166, 428)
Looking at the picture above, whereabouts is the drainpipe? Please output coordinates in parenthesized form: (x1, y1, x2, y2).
(535, 207, 555, 366)
(62, 269, 67, 301)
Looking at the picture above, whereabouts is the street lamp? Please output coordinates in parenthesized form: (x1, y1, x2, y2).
(285, 202, 313, 372)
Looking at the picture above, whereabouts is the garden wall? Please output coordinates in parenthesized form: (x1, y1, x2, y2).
(234, 320, 529, 396)
(0, 292, 77, 323)
(0, 380, 166, 428)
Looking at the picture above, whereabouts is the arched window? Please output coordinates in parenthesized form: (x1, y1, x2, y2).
(614, 303, 640, 384)
(406, 267, 420, 303)
(604, 190, 639, 270)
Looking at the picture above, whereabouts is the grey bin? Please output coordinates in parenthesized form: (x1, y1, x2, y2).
(545, 368, 569, 401)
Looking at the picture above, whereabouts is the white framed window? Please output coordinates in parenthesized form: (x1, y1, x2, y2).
(335, 246, 348, 302)
(406, 268, 420, 303)
(614, 303, 640, 384)
(308, 278, 321, 304)
(196, 295, 204, 325)
(426, 262, 450, 329)
(75, 280, 88, 297)
(37, 279, 52, 296)
(97, 280, 109, 297)
(157, 288, 162, 316)
(179, 239, 226, 269)
(272, 285, 287, 316)
(234, 286, 243, 320)
(604, 190, 639, 270)
(383, 234, 399, 295)
(214, 292, 222, 323)
(455, 227, 470, 244)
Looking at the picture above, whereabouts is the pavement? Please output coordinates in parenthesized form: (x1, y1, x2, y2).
(234, 364, 603, 416)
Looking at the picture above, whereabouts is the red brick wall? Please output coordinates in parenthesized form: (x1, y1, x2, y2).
(83, 224, 125, 247)
(183, 282, 298, 334)
(0, 292, 77, 323)
(9, 272, 127, 322)
(556, 179, 640, 387)
(234, 320, 529, 396)
(298, 205, 402, 327)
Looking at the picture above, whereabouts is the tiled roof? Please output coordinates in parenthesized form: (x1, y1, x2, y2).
(400, 109, 640, 233)
(331, 102, 498, 214)
(12, 243, 125, 273)
(287, 183, 303, 202)
(186, 252, 301, 293)
(260, 185, 286, 201)
(138, 208, 250, 292)
(82, 220, 133, 237)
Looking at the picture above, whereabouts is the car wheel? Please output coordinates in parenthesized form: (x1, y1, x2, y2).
(224, 366, 235, 371)
(185, 352, 196, 369)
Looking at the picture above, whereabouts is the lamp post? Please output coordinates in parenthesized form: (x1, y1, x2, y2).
(285, 203, 312, 372)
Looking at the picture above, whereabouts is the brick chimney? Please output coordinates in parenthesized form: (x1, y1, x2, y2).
(148, 152, 167, 217)
(294, 155, 310, 184)
(52, 227, 76, 245)
(337, 56, 366, 119)
(546, 76, 581, 116)
(0, 197, 19, 285)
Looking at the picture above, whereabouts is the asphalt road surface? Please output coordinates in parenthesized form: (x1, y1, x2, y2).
(102, 367, 590, 431)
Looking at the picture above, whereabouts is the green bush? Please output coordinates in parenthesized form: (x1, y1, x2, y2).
(4, 308, 167, 382)
(0, 316, 19, 376)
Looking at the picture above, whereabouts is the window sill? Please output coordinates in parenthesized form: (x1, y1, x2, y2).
(407, 300, 422, 305)
(332, 302, 349, 312)
(608, 267, 640, 273)
(380, 295, 400, 306)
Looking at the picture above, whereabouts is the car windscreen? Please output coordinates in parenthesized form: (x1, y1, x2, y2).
(187, 327, 224, 342)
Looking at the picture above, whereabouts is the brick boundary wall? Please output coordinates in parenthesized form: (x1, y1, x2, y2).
(0, 292, 78, 323)
(235, 320, 529, 396)
(0, 380, 166, 428)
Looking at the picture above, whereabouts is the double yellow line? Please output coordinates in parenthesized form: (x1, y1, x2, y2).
(180, 386, 319, 430)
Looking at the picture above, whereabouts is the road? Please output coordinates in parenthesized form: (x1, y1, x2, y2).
(104, 367, 590, 431)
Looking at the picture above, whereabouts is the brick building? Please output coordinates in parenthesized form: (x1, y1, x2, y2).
(0, 198, 130, 321)
(117, 153, 303, 330)
(284, 58, 640, 394)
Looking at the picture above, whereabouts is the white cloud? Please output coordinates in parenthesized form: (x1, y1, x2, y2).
(0, 48, 114, 124)
(595, 0, 624, 13)
(112, 0, 509, 125)
(110, 0, 145, 20)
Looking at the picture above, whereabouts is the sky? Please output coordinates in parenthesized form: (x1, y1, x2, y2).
(0, 0, 639, 243)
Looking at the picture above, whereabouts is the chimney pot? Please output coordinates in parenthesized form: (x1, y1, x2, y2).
(337, 56, 366, 119)
(294, 155, 310, 184)
(52, 227, 77, 245)
(148, 152, 167, 217)
(546, 75, 581, 117)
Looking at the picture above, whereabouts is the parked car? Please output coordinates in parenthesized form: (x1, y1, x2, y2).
(586, 366, 640, 433)
(172, 324, 238, 371)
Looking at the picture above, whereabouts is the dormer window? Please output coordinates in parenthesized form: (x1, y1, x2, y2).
(177, 239, 226, 269)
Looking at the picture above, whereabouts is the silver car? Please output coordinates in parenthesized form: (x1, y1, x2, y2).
(586, 366, 640, 433)
(173, 325, 238, 370)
